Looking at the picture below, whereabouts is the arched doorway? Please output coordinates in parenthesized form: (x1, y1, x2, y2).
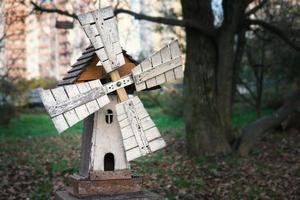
(104, 153, 115, 171)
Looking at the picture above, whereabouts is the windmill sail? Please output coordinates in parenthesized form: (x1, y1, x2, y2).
(40, 80, 110, 133)
(131, 40, 183, 91)
(78, 7, 125, 73)
(116, 96, 166, 161)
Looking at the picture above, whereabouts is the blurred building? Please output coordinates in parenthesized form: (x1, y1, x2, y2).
(1, 0, 183, 80)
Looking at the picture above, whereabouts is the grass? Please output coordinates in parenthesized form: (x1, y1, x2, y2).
(0, 104, 274, 138)
(0, 113, 83, 138)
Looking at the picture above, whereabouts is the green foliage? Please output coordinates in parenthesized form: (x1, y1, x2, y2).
(159, 91, 183, 117)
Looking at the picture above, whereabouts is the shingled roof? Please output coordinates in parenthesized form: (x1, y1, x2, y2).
(58, 45, 138, 86)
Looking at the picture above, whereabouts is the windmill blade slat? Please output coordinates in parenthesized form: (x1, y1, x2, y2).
(78, 7, 125, 73)
(116, 96, 166, 161)
(132, 40, 183, 91)
(40, 80, 109, 133)
(64, 84, 90, 121)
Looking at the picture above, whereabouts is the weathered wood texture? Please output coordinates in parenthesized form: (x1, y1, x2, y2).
(78, 7, 125, 73)
(131, 40, 183, 91)
(90, 96, 129, 171)
(40, 80, 110, 133)
(68, 174, 142, 197)
(56, 190, 163, 200)
(89, 169, 132, 180)
(79, 114, 95, 178)
(116, 96, 166, 161)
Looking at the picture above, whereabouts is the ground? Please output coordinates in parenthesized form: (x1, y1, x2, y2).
(0, 108, 299, 199)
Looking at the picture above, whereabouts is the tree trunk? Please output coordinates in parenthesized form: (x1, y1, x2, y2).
(182, 0, 231, 155)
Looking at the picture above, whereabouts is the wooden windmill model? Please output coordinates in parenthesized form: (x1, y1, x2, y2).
(40, 7, 183, 197)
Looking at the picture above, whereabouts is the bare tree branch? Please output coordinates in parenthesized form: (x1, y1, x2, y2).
(247, 19, 300, 51)
(246, 0, 268, 16)
(30, 1, 216, 38)
(114, 8, 215, 37)
(30, 1, 78, 19)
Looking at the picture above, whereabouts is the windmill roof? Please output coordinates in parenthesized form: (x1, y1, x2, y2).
(58, 45, 138, 86)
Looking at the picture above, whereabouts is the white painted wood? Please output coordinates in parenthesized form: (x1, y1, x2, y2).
(78, 12, 94, 25)
(116, 96, 167, 161)
(151, 51, 165, 85)
(79, 7, 124, 73)
(169, 39, 181, 58)
(77, 83, 100, 114)
(145, 127, 161, 141)
(64, 109, 80, 127)
(133, 57, 181, 84)
(140, 116, 155, 131)
(40, 89, 56, 111)
(161, 45, 175, 82)
(90, 36, 104, 50)
(51, 87, 68, 102)
(99, 6, 114, 19)
(90, 95, 129, 171)
(64, 84, 90, 121)
(121, 125, 135, 140)
(148, 137, 166, 152)
(52, 115, 69, 133)
(123, 136, 138, 150)
(88, 79, 110, 108)
(126, 147, 142, 162)
(174, 66, 184, 79)
(96, 48, 108, 62)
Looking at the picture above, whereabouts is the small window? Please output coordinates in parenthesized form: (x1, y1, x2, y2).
(104, 153, 115, 171)
(105, 109, 113, 124)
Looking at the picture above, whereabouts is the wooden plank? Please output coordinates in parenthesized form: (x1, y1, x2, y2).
(77, 83, 100, 114)
(169, 40, 181, 58)
(95, 48, 108, 62)
(119, 118, 130, 129)
(125, 147, 142, 162)
(123, 136, 138, 151)
(90, 36, 104, 50)
(140, 116, 155, 131)
(40, 89, 56, 111)
(52, 114, 69, 133)
(148, 138, 166, 152)
(46, 85, 106, 117)
(64, 109, 80, 127)
(131, 65, 146, 91)
(151, 51, 165, 85)
(88, 80, 110, 108)
(99, 6, 114, 19)
(64, 84, 90, 121)
(141, 59, 156, 88)
(144, 127, 161, 142)
(133, 57, 181, 85)
(82, 24, 98, 39)
(161, 45, 175, 82)
(78, 12, 94, 25)
(93, 10, 115, 72)
(51, 87, 80, 127)
(174, 66, 184, 79)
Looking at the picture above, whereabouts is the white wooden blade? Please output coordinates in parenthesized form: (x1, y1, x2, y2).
(116, 96, 166, 161)
(131, 40, 184, 91)
(40, 80, 110, 133)
(78, 7, 125, 73)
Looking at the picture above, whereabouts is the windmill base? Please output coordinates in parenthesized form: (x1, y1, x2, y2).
(67, 173, 143, 197)
(55, 190, 163, 200)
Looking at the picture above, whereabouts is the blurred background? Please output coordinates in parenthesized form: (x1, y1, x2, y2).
(0, 0, 299, 199)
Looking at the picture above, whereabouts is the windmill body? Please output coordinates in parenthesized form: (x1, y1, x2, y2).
(40, 7, 183, 198)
